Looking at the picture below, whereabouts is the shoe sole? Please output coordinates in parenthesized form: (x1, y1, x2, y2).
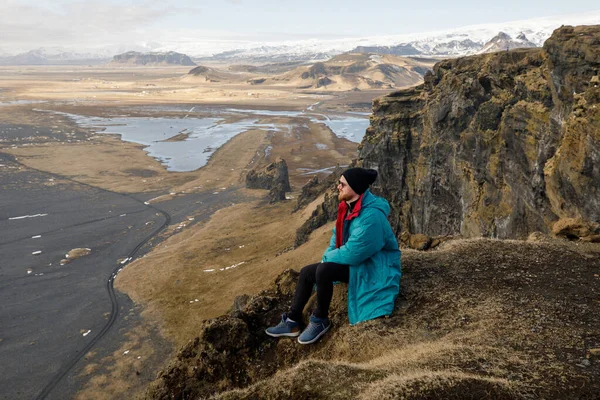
(297, 323, 331, 345)
(265, 329, 300, 338)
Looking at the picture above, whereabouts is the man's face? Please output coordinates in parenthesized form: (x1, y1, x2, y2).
(338, 175, 359, 202)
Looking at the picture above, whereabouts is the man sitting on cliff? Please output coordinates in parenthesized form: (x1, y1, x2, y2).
(266, 167, 402, 344)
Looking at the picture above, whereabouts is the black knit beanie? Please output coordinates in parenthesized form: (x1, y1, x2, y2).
(342, 167, 378, 195)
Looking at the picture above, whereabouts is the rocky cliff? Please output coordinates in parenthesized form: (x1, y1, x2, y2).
(359, 25, 600, 240)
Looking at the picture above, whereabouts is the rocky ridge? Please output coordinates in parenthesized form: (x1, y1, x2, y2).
(110, 51, 196, 66)
(252, 53, 436, 90)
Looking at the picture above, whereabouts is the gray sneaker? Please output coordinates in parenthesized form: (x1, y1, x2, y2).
(265, 313, 301, 337)
(297, 314, 331, 344)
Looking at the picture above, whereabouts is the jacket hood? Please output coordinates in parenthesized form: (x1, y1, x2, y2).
(361, 190, 390, 217)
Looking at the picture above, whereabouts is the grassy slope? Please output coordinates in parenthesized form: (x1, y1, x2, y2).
(142, 229, 600, 399)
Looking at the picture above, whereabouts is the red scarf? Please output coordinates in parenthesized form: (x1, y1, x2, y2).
(335, 193, 364, 248)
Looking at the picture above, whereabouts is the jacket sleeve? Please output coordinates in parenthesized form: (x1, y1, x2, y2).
(322, 212, 384, 266)
(322, 227, 337, 260)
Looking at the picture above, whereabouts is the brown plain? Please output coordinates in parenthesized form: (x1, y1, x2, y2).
(0, 64, 393, 398)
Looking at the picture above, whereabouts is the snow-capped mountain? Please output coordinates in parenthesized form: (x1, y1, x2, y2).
(186, 11, 600, 62)
(479, 32, 537, 54)
(429, 39, 482, 56)
(197, 45, 337, 63)
(2, 11, 599, 64)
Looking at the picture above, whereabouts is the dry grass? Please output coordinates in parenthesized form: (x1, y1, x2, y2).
(115, 193, 333, 346)
(215, 358, 525, 400)
(0, 65, 329, 107)
(140, 234, 600, 399)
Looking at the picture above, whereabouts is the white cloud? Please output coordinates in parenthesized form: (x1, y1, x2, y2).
(0, 0, 202, 53)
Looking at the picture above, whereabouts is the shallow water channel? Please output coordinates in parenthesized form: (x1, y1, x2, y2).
(60, 106, 369, 172)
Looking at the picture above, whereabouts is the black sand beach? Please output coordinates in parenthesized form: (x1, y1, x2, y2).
(0, 151, 166, 399)
(0, 121, 248, 399)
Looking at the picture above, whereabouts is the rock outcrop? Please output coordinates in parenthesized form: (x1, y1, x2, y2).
(245, 158, 291, 203)
(110, 51, 196, 66)
(292, 167, 343, 213)
(356, 25, 600, 241)
(144, 238, 600, 399)
(294, 167, 344, 247)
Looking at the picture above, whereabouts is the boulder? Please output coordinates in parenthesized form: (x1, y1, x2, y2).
(552, 217, 600, 241)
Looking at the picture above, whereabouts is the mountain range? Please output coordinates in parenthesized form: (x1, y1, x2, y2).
(1, 11, 598, 65)
(192, 11, 600, 63)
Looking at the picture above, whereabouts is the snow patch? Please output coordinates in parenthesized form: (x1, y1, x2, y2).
(9, 213, 48, 220)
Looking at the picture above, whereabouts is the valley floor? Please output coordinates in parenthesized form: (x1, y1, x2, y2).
(0, 66, 389, 399)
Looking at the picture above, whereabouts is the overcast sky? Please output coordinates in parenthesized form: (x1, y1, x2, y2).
(2, 0, 599, 53)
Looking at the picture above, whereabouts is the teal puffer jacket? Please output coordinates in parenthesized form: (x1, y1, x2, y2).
(322, 190, 401, 325)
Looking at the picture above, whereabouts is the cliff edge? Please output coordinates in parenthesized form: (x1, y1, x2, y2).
(144, 238, 600, 399)
(360, 25, 600, 240)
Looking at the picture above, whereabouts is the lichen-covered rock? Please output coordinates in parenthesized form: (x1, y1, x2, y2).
(245, 157, 291, 192)
(400, 232, 432, 250)
(293, 175, 320, 211)
(552, 217, 600, 241)
(358, 25, 600, 240)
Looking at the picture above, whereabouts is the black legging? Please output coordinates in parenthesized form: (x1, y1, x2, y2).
(289, 262, 349, 321)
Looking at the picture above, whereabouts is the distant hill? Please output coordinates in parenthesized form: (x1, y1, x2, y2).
(184, 65, 253, 83)
(180, 54, 436, 90)
(0, 48, 108, 65)
(251, 53, 437, 90)
(110, 51, 196, 66)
